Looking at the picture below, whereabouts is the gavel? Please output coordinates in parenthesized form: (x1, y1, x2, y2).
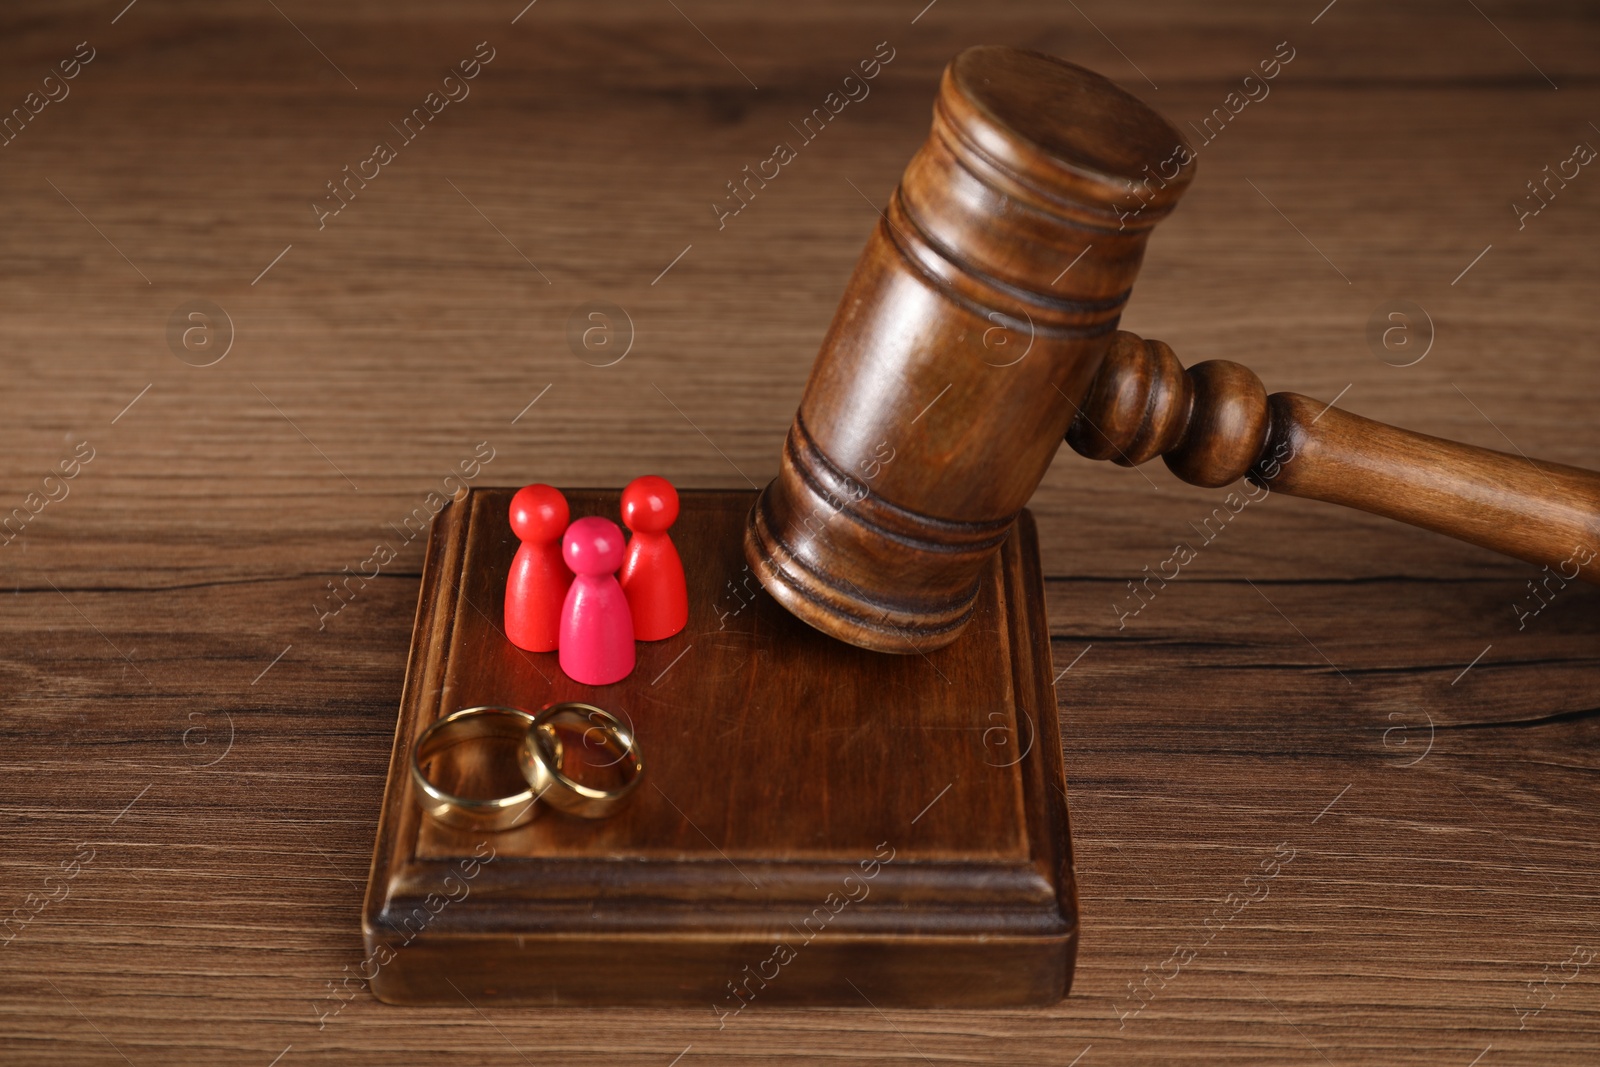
(744, 45, 1600, 653)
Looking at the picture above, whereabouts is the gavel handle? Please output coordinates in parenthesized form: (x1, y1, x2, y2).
(1066, 331, 1600, 581)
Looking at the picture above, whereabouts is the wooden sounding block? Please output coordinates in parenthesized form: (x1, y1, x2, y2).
(362, 488, 1076, 1007)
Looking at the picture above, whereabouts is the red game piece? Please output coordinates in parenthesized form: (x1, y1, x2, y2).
(619, 475, 688, 641)
(505, 485, 572, 653)
(558, 516, 636, 686)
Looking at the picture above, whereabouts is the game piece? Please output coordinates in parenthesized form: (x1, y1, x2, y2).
(504, 484, 572, 653)
(558, 516, 635, 686)
(618, 475, 688, 641)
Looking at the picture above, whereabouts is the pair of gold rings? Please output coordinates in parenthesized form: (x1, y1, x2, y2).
(410, 703, 643, 831)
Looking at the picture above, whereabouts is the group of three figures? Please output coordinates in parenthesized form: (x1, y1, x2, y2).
(504, 476, 687, 686)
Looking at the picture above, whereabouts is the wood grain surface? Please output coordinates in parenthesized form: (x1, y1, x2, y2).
(364, 489, 1073, 1007)
(1, 1, 1596, 1064)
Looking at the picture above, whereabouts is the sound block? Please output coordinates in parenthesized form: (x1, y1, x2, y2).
(362, 488, 1077, 1008)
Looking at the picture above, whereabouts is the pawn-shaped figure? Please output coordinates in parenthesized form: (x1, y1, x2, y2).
(558, 517, 635, 685)
(619, 476, 688, 641)
(505, 485, 574, 653)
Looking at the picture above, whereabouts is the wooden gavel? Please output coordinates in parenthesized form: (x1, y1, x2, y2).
(745, 45, 1600, 653)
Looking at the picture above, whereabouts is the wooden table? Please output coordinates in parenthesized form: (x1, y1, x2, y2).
(2, 1, 1596, 1063)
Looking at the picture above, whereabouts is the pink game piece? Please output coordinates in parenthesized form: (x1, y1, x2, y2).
(619, 475, 688, 641)
(558, 516, 636, 686)
(505, 485, 573, 653)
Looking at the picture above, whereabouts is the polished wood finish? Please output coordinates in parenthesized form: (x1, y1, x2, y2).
(750, 45, 1600, 654)
(3, 1, 1598, 1063)
(1069, 331, 1600, 579)
(747, 45, 1195, 654)
(365, 488, 1075, 1006)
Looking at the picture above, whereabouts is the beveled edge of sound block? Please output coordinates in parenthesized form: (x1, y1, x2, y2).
(360, 490, 1076, 1008)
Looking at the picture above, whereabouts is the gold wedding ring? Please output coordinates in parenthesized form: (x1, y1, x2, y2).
(520, 702, 644, 819)
(413, 703, 644, 829)
(411, 706, 553, 831)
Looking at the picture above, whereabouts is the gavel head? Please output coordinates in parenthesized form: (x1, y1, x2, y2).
(744, 45, 1195, 653)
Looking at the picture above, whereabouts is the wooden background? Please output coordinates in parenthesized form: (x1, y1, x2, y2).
(1, 0, 1596, 1063)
